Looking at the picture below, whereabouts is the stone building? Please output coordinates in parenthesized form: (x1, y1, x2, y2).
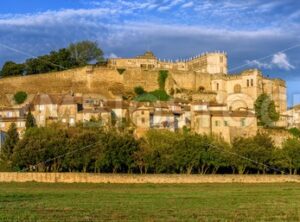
(285, 105, 300, 128)
(0, 50, 289, 144)
(108, 51, 286, 116)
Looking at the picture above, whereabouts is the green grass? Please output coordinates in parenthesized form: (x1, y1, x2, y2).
(0, 183, 299, 221)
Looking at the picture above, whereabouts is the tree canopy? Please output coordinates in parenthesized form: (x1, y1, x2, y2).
(0, 41, 104, 77)
(14, 91, 28, 104)
(254, 93, 280, 127)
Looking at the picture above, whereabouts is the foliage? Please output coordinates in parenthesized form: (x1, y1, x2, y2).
(254, 93, 280, 127)
(25, 110, 36, 129)
(288, 127, 300, 138)
(117, 68, 126, 75)
(231, 133, 275, 174)
(68, 41, 104, 65)
(0, 123, 19, 163)
(149, 90, 170, 101)
(158, 70, 168, 90)
(0, 41, 104, 77)
(134, 86, 145, 95)
(134, 93, 158, 102)
(280, 138, 300, 174)
(25, 48, 78, 74)
(0, 61, 25, 77)
(1, 125, 299, 174)
(13, 91, 27, 104)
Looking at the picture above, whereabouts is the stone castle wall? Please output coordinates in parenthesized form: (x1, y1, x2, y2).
(0, 173, 298, 184)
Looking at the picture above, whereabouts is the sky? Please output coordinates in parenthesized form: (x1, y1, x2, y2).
(0, 0, 300, 107)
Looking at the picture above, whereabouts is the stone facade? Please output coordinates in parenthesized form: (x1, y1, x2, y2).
(0, 51, 288, 143)
(0, 173, 299, 184)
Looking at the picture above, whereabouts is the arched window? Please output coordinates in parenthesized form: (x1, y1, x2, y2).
(234, 84, 242, 93)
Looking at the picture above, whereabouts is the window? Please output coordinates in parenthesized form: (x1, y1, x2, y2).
(141, 118, 145, 124)
(39, 105, 45, 112)
(251, 79, 254, 86)
(215, 120, 219, 127)
(216, 83, 219, 91)
(140, 64, 147, 69)
(6, 112, 12, 117)
(224, 121, 228, 126)
(247, 79, 249, 87)
(220, 56, 223, 63)
(234, 84, 241, 93)
(141, 111, 144, 115)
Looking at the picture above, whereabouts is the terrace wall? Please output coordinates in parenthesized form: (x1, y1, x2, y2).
(0, 173, 299, 184)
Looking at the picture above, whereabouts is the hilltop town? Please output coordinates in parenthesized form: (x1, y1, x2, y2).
(0, 50, 296, 144)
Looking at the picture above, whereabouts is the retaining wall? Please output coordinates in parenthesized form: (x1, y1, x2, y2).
(0, 173, 299, 184)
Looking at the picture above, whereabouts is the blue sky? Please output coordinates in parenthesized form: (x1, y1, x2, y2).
(0, 0, 300, 106)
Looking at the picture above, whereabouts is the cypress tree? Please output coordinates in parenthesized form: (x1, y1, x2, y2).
(1, 123, 19, 161)
(25, 110, 36, 129)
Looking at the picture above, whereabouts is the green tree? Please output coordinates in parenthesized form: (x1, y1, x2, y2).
(254, 93, 279, 127)
(288, 127, 300, 138)
(14, 91, 27, 104)
(251, 133, 275, 174)
(12, 127, 67, 172)
(158, 70, 168, 90)
(1, 123, 19, 162)
(134, 86, 146, 95)
(68, 41, 104, 66)
(231, 137, 255, 174)
(25, 110, 36, 129)
(281, 138, 300, 174)
(0, 61, 24, 77)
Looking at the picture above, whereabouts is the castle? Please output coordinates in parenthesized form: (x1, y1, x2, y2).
(0, 51, 289, 144)
(109, 51, 286, 113)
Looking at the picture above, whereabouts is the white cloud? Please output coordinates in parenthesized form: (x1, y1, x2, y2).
(158, 0, 185, 11)
(181, 2, 194, 8)
(0, 8, 116, 26)
(272, 52, 295, 70)
(246, 52, 295, 71)
(246, 60, 272, 69)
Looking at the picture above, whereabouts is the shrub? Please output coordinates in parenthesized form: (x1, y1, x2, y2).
(158, 70, 168, 90)
(134, 93, 157, 102)
(134, 86, 146, 95)
(14, 91, 27, 104)
(149, 89, 170, 101)
(117, 68, 126, 75)
(289, 127, 300, 138)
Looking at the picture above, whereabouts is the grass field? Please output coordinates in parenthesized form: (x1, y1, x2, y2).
(0, 183, 299, 221)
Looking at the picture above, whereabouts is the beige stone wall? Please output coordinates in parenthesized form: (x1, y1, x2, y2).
(258, 127, 292, 147)
(0, 173, 298, 183)
(122, 69, 158, 92)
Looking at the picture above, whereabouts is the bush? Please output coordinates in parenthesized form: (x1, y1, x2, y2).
(134, 86, 145, 95)
(117, 68, 126, 75)
(158, 70, 168, 90)
(149, 89, 170, 101)
(289, 127, 300, 138)
(14, 91, 27, 104)
(134, 93, 157, 102)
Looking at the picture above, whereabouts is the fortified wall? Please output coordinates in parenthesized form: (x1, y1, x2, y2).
(0, 51, 287, 117)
